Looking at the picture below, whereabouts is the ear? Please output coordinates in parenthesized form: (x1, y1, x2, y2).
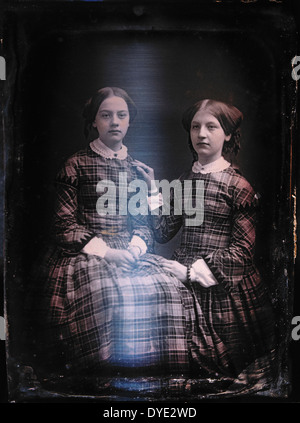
(92, 121, 96, 128)
(225, 134, 231, 142)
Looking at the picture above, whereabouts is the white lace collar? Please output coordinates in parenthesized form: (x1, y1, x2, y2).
(192, 156, 230, 174)
(90, 138, 128, 160)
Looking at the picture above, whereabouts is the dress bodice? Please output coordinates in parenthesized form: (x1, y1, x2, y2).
(53, 146, 153, 252)
(178, 167, 257, 256)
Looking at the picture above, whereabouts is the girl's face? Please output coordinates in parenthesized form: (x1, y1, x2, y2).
(190, 110, 231, 165)
(93, 96, 130, 150)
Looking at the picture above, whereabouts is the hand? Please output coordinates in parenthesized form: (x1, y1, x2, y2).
(160, 259, 187, 283)
(127, 245, 142, 261)
(104, 248, 137, 271)
(132, 160, 156, 191)
(197, 277, 218, 288)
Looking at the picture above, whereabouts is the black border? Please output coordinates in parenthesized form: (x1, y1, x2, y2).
(1, 0, 300, 406)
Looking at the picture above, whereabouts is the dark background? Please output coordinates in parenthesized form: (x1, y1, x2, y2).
(1, 0, 300, 404)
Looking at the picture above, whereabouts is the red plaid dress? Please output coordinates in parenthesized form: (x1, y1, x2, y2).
(150, 166, 276, 382)
(41, 146, 196, 375)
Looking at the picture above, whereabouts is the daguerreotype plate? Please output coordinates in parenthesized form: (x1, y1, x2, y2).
(1, 0, 300, 407)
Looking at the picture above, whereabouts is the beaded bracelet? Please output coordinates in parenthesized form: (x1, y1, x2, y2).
(187, 265, 191, 285)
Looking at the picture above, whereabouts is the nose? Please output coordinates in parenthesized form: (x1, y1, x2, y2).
(198, 125, 206, 138)
(111, 113, 120, 126)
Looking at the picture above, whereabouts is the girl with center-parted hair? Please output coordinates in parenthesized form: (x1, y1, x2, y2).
(135, 99, 277, 390)
(38, 87, 198, 375)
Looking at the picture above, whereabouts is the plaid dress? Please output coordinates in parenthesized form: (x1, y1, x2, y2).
(150, 166, 276, 381)
(41, 146, 196, 375)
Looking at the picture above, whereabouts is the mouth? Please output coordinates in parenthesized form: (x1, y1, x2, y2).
(109, 130, 122, 134)
(197, 142, 209, 146)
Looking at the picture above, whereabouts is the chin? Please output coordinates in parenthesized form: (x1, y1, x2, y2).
(108, 136, 122, 143)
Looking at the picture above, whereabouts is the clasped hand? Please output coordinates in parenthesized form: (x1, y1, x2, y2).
(104, 245, 142, 272)
(159, 259, 188, 283)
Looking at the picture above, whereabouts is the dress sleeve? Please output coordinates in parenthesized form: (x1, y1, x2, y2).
(148, 184, 183, 244)
(128, 235, 148, 255)
(53, 157, 95, 254)
(130, 213, 155, 253)
(201, 178, 260, 292)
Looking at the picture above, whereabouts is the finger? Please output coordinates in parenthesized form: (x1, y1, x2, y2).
(121, 263, 133, 270)
(164, 269, 176, 276)
(135, 166, 148, 176)
(121, 267, 131, 273)
(123, 254, 136, 264)
(117, 256, 134, 267)
(120, 261, 134, 269)
(160, 261, 171, 267)
(123, 260, 135, 268)
(132, 160, 150, 168)
(130, 251, 140, 261)
(161, 264, 174, 271)
(160, 259, 173, 265)
(136, 167, 153, 178)
(134, 163, 153, 174)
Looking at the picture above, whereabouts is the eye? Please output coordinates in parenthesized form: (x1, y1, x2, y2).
(100, 112, 110, 119)
(191, 124, 199, 130)
(118, 112, 128, 119)
(207, 124, 217, 130)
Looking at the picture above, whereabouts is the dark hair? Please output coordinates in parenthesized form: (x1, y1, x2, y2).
(82, 87, 138, 139)
(182, 99, 243, 161)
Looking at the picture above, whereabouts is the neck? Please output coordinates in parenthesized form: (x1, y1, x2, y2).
(197, 155, 222, 166)
(101, 139, 123, 152)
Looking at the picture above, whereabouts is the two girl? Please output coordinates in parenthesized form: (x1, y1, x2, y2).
(41, 88, 275, 390)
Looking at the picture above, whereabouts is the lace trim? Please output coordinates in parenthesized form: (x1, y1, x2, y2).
(192, 156, 230, 174)
(90, 138, 128, 160)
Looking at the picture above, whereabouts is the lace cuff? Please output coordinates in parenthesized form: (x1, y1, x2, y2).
(81, 236, 109, 258)
(148, 192, 163, 211)
(128, 235, 147, 255)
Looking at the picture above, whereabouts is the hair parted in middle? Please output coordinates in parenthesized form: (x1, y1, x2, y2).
(82, 87, 138, 140)
(182, 99, 243, 162)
